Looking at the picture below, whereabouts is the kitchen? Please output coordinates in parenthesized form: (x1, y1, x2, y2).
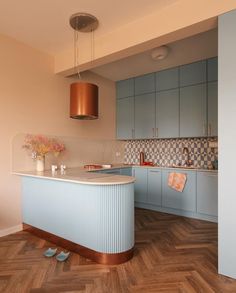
(2, 1, 236, 290)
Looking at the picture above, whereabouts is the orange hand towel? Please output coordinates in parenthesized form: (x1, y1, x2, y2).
(168, 172, 187, 192)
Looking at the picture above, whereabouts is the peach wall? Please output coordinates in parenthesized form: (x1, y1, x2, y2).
(54, 0, 236, 75)
(0, 33, 116, 233)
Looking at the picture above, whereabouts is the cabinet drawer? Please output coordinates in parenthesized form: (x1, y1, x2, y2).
(162, 170, 196, 212)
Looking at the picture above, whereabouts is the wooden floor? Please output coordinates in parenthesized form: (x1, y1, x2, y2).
(1, 209, 236, 293)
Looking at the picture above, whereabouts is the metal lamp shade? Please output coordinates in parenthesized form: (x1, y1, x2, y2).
(70, 82, 98, 120)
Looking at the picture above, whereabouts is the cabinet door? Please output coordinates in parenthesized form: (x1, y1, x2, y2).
(134, 93, 156, 139)
(133, 168, 148, 203)
(116, 78, 134, 99)
(156, 89, 179, 138)
(135, 73, 155, 95)
(102, 169, 121, 175)
(120, 168, 132, 176)
(208, 82, 218, 136)
(156, 67, 179, 91)
(207, 57, 218, 82)
(180, 84, 207, 137)
(180, 60, 206, 87)
(162, 169, 196, 212)
(197, 172, 218, 216)
(116, 97, 134, 139)
(147, 169, 162, 206)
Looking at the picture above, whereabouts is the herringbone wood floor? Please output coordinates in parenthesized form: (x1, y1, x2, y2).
(1, 209, 236, 293)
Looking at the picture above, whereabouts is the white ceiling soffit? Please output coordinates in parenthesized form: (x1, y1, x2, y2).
(90, 29, 218, 81)
(0, 0, 178, 55)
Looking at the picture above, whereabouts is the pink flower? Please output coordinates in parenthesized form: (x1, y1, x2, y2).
(23, 134, 65, 158)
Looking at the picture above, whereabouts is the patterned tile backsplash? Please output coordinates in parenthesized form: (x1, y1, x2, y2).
(124, 137, 218, 169)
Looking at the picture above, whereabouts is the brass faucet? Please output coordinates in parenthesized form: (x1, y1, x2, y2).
(183, 147, 193, 167)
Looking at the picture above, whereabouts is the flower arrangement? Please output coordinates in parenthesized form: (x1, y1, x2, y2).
(23, 134, 65, 159)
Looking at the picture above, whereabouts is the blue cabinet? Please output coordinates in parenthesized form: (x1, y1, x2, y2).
(180, 60, 206, 87)
(116, 78, 134, 99)
(101, 169, 121, 175)
(180, 84, 207, 137)
(156, 67, 179, 91)
(208, 82, 218, 136)
(116, 58, 217, 140)
(156, 89, 179, 138)
(147, 169, 162, 206)
(120, 168, 132, 176)
(133, 168, 148, 203)
(135, 73, 155, 95)
(134, 93, 156, 139)
(197, 171, 218, 217)
(116, 97, 134, 139)
(207, 57, 218, 82)
(162, 169, 196, 212)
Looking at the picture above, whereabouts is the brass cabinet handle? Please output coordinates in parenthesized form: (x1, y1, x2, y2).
(156, 128, 158, 138)
(208, 123, 212, 136)
(152, 128, 155, 137)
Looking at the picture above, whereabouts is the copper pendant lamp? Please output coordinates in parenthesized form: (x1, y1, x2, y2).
(69, 13, 99, 120)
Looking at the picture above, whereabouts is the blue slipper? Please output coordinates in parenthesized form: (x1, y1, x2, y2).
(43, 248, 57, 257)
(56, 251, 70, 262)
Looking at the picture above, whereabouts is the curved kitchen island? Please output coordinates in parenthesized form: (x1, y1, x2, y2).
(15, 167, 135, 264)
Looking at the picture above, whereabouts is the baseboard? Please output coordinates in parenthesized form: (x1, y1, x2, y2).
(0, 224, 23, 237)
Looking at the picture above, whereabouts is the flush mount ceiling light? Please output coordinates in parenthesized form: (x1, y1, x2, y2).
(69, 13, 99, 120)
(151, 45, 169, 61)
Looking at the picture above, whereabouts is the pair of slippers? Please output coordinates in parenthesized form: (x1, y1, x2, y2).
(44, 248, 70, 262)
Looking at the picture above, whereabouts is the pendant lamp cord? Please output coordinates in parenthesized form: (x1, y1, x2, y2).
(90, 29, 94, 66)
(74, 28, 81, 80)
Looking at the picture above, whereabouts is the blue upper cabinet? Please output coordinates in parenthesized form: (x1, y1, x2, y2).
(207, 57, 218, 82)
(208, 81, 218, 136)
(135, 93, 156, 139)
(180, 84, 207, 137)
(116, 97, 134, 139)
(135, 73, 155, 95)
(116, 78, 134, 99)
(156, 67, 179, 91)
(156, 89, 179, 138)
(180, 60, 206, 87)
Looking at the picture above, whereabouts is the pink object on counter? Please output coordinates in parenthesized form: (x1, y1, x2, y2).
(168, 172, 187, 192)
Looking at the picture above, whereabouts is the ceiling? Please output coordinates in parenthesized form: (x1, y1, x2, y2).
(0, 0, 178, 55)
(90, 29, 218, 81)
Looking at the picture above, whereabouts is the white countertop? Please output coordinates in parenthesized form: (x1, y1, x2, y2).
(13, 163, 217, 185)
(13, 167, 135, 186)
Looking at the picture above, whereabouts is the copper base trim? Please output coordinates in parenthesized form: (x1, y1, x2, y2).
(23, 224, 134, 265)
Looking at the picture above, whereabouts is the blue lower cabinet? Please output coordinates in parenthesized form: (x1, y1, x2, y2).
(162, 169, 196, 212)
(133, 168, 148, 203)
(100, 169, 121, 175)
(147, 169, 162, 206)
(197, 171, 218, 217)
(120, 168, 132, 176)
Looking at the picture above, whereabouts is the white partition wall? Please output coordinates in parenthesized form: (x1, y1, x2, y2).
(219, 9, 236, 279)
